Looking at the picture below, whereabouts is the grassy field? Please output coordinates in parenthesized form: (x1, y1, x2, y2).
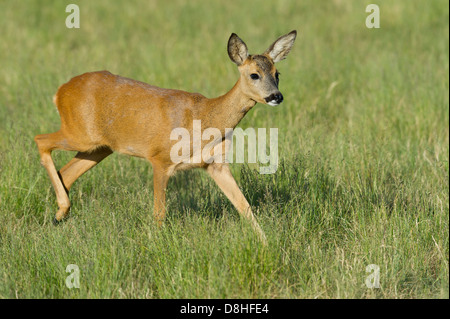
(0, 0, 448, 299)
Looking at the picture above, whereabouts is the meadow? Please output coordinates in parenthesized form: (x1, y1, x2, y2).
(0, 0, 448, 298)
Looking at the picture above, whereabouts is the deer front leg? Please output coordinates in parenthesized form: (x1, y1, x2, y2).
(206, 163, 267, 245)
(152, 165, 170, 226)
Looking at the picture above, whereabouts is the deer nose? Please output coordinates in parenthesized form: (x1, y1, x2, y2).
(265, 92, 284, 106)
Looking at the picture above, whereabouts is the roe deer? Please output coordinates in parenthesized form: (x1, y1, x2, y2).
(34, 31, 297, 245)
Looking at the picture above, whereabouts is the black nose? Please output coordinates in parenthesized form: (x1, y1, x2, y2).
(265, 92, 284, 104)
(275, 92, 283, 103)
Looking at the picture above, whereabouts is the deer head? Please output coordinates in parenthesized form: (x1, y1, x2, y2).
(227, 30, 297, 106)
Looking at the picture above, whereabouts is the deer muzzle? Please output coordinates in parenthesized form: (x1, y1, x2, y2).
(264, 92, 283, 106)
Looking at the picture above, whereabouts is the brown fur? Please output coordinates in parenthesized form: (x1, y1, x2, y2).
(34, 31, 297, 245)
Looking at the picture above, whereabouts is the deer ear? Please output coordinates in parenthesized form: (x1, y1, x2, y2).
(264, 30, 297, 63)
(228, 33, 249, 66)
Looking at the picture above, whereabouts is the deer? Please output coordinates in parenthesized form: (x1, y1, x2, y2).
(34, 30, 297, 245)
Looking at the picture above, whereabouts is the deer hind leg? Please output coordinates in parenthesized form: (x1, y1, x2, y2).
(206, 163, 267, 245)
(34, 131, 109, 224)
(58, 147, 113, 192)
(35, 131, 73, 223)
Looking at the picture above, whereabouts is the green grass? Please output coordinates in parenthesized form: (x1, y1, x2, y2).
(0, 0, 448, 298)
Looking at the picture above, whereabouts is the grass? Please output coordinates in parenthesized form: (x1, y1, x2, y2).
(0, 0, 448, 298)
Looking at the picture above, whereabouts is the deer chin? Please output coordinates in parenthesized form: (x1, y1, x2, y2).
(267, 100, 280, 107)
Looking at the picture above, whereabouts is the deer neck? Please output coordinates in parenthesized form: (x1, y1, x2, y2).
(203, 78, 256, 130)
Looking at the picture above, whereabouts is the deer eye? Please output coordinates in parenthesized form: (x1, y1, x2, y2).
(250, 73, 260, 80)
